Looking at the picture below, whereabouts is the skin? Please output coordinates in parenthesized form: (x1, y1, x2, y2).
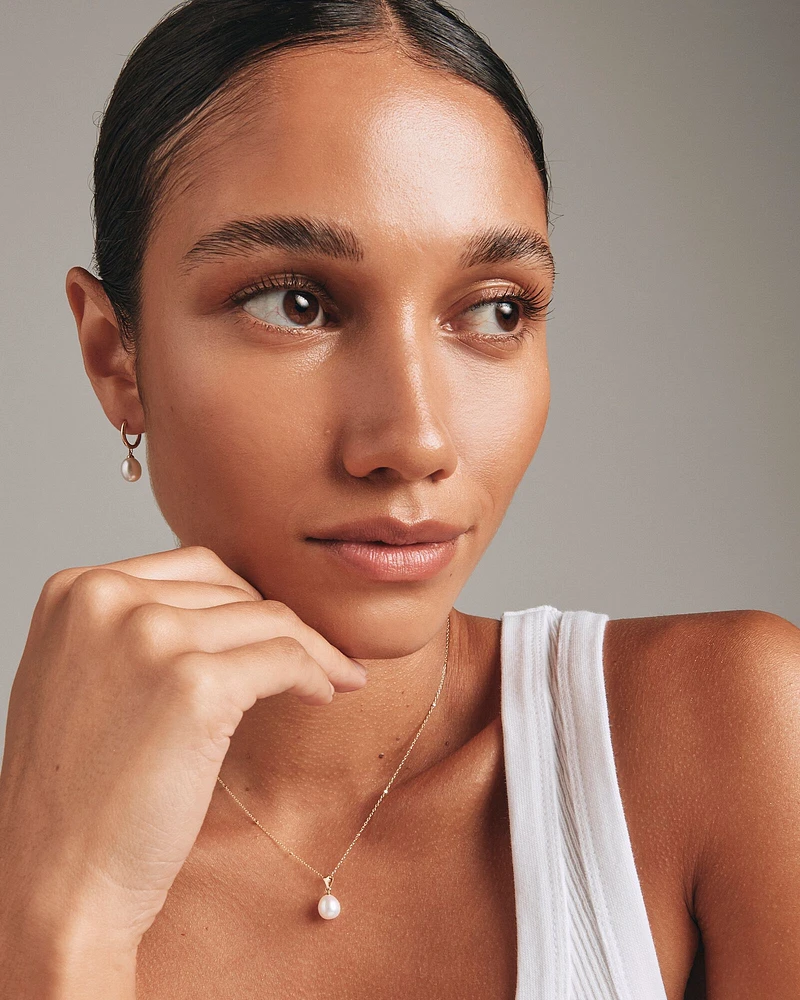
(58, 38, 800, 1000)
(67, 42, 552, 831)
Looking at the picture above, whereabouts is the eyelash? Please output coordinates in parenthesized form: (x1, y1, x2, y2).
(463, 283, 553, 344)
(228, 270, 553, 344)
(229, 271, 328, 313)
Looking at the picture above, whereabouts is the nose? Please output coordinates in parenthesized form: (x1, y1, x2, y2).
(337, 312, 458, 483)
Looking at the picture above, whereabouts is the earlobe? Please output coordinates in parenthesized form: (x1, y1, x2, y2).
(65, 265, 144, 434)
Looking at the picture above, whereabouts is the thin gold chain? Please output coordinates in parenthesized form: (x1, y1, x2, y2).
(215, 613, 451, 889)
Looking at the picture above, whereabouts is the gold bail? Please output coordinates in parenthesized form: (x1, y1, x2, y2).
(322, 875, 334, 894)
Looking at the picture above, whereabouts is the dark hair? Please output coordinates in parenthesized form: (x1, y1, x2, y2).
(93, 0, 551, 351)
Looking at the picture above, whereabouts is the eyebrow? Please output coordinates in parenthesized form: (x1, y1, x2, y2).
(180, 215, 364, 271)
(459, 224, 556, 281)
(180, 214, 555, 279)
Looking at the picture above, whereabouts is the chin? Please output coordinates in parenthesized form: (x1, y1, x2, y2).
(295, 594, 454, 661)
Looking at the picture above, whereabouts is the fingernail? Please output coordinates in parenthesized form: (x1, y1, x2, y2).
(353, 661, 368, 676)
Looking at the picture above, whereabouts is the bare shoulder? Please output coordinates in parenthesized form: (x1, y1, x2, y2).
(603, 606, 799, 736)
(604, 608, 800, 999)
(603, 608, 800, 791)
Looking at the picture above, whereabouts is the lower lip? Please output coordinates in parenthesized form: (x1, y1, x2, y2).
(308, 537, 461, 581)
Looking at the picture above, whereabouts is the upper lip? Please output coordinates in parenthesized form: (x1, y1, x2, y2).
(309, 516, 469, 545)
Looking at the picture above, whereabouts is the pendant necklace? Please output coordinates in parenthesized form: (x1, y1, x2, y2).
(216, 613, 450, 920)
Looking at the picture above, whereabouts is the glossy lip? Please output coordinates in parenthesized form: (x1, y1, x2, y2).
(307, 517, 469, 582)
(308, 516, 468, 546)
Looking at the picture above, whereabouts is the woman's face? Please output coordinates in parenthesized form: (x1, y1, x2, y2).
(123, 42, 553, 658)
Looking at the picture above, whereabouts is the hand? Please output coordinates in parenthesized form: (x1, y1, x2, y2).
(0, 545, 367, 952)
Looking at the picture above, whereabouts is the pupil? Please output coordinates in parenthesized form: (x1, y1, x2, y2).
(284, 291, 319, 325)
(496, 301, 519, 333)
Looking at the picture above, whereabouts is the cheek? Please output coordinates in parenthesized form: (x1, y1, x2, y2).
(140, 336, 324, 530)
(138, 310, 550, 542)
(455, 353, 550, 511)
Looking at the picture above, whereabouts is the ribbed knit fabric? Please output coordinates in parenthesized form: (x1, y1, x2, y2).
(500, 605, 668, 1000)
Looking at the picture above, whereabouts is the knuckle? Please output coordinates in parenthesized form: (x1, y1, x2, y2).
(262, 599, 297, 624)
(271, 633, 307, 661)
(120, 602, 184, 661)
(65, 567, 134, 613)
(41, 567, 76, 599)
(167, 650, 219, 704)
(269, 637, 330, 700)
(38, 568, 81, 614)
(184, 544, 225, 570)
(180, 545, 261, 600)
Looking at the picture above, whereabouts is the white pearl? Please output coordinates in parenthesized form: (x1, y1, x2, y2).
(318, 893, 341, 919)
(121, 456, 142, 482)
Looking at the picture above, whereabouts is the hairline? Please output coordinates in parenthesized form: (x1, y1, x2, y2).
(142, 32, 548, 273)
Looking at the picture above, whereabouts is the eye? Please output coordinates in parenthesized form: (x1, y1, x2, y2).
(464, 299, 523, 336)
(242, 287, 327, 329)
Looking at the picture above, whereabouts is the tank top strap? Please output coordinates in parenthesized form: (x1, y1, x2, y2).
(501, 605, 668, 1000)
(501, 605, 571, 997)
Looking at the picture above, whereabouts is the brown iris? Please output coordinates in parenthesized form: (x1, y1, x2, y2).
(494, 300, 520, 333)
(283, 291, 320, 325)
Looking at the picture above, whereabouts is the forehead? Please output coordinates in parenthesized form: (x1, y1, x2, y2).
(150, 41, 548, 263)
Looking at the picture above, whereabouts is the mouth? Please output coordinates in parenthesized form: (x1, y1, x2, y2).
(306, 517, 469, 582)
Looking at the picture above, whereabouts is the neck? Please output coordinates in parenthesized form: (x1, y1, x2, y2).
(212, 610, 490, 844)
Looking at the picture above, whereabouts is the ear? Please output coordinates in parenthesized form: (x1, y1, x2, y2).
(65, 266, 145, 435)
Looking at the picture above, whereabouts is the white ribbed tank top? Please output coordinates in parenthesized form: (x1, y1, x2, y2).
(500, 605, 669, 1000)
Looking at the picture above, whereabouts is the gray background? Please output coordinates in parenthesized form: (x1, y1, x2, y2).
(2, 0, 798, 743)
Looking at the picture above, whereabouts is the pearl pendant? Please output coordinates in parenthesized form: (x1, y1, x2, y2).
(318, 892, 341, 919)
(121, 455, 142, 482)
(318, 876, 341, 919)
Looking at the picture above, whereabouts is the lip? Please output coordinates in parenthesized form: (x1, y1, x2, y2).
(309, 517, 467, 546)
(307, 517, 469, 582)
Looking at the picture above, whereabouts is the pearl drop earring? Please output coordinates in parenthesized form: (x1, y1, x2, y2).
(120, 419, 143, 482)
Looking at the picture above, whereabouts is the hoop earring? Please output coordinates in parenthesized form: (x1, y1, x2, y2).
(120, 420, 143, 482)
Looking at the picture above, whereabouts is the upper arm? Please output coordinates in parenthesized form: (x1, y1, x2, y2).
(690, 611, 800, 997)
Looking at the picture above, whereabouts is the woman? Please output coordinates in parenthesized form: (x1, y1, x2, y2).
(0, 1, 798, 997)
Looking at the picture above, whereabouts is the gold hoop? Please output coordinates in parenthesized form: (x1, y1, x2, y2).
(120, 419, 142, 450)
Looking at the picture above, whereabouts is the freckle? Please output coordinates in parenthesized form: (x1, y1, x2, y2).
(245, 787, 250, 791)
(55, 764, 60, 771)
(181, 932, 186, 937)
(445, 740, 450, 746)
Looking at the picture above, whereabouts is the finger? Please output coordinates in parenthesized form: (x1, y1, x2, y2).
(152, 600, 367, 691)
(99, 575, 258, 611)
(184, 635, 338, 709)
(62, 545, 262, 600)
(49, 566, 366, 691)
